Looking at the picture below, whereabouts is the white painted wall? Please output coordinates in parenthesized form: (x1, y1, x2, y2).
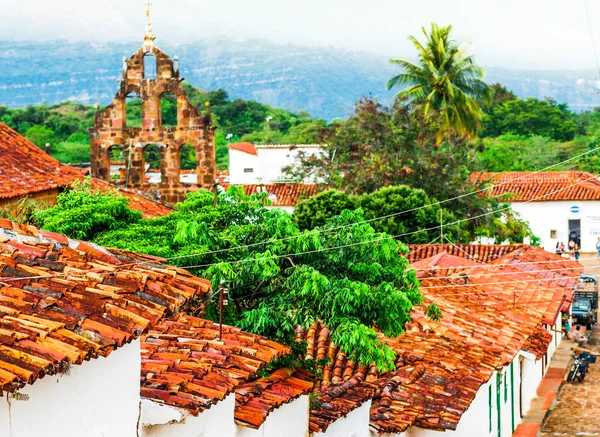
(229, 149, 261, 184)
(256, 146, 321, 184)
(0, 338, 141, 437)
(141, 394, 236, 437)
(313, 400, 371, 437)
(520, 355, 543, 417)
(510, 200, 600, 253)
(378, 355, 524, 437)
(229, 145, 322, 185)
(236, 395, 309, 437)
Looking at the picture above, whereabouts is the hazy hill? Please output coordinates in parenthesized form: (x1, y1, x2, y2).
(1, 38, 599, 119)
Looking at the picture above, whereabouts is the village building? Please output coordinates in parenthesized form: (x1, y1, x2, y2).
(0, 121, 173, 219)
(0, 220, 211, 437)
(227, 142, 323, 185)
(473, 171, 600, 253)
(89, 17, 216, 204)
(132, 244, 579, 437)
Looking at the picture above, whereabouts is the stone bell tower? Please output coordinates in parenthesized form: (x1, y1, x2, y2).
(89, 2, 215, 204)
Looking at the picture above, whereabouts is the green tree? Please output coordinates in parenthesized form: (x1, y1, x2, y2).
(482, 97, 576, 141)
(294, 186, 463, 244)
(25, 125, 56, 148)
(34, 179, 142, 240)
(38, 187, 427, 371)
(388, 23, 493, 139)
(294, 190, 358, 230)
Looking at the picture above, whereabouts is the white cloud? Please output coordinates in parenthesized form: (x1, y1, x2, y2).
(0, 0, 599, 69)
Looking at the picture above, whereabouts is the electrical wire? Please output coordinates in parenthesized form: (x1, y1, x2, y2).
(164, 146, 600, 262)
(584, 0, 600, 78)
(177, 172, 600, 270)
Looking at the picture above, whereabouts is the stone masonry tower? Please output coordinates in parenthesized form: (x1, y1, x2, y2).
(89, 4, 215, 204)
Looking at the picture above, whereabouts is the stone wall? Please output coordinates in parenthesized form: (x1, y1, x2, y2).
(0, 188, 60, 216)
(89, 39, 216, 205)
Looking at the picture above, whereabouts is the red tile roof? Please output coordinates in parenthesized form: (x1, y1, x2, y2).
(140, 315, 291, 415)
(471, 171, 600, 202)
(90, 179, 173, 219)
(0, 220, 210, 395)
(222, 184, 319, 207)
(0, 122, 82, 199)
(228, 142, 257, 156)
(406, 244, 524, 264)
(235, 368, 314, 428)
(0, 122, 172, 219)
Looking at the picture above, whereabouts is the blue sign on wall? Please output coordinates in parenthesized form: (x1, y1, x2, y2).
(571, 205, 581, 214)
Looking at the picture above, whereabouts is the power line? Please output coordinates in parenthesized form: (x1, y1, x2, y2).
(584, 0, 600, 78)
(162, 146, 600, 263)
(1, 172, 595, 284)
(177, 173, 600, 271)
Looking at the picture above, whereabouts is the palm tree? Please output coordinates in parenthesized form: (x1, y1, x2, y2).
(388, 23, 493, 140)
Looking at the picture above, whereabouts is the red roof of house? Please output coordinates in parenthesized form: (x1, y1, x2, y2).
(0, 122, 82, 198)
(140, 315, 291, 415)
(235, 368, 314, 428)
(0, 122, 172, 219)
(90, 179, 173, 219)
(471, 171, 600, 202)
(228, 142, 257, 156)
(0, 220, 210, 395)
(222, 184, 319, 207)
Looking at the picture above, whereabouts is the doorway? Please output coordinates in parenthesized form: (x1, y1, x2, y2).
(569, 219, 581, 246)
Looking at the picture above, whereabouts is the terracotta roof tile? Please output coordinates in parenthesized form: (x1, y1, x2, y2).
(228, 142, 257, 156)
(140, 315, 291, 415)
(0, 122, 82, 198)
(471, 171, 600, 201)
(235, 368, 314, 429)
(0, 220, 210, 395)
(406, 244, 524, 264)
(222, 184, 319, 207)
(90, 179, 173, 219)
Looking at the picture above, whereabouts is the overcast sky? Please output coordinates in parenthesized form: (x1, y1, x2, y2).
(2, 0, 600, 70)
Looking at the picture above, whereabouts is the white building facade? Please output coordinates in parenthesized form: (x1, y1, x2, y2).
(0, 339, 141, 437)
(228, 143, 323, 185)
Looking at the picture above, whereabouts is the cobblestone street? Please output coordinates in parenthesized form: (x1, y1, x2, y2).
(540, 326, 600, 437)
(540, 257, 600, 437)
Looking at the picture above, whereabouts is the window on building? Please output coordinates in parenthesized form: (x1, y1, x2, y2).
(143, 144, 162, 183)
(244, 168, 254, 173)
(125, 93, 143, 128)
(180, 144, 196, 184)
(161, 92, 178, 127)
(144, 52, 157, 79)
(550, 230, 557, 239)
(108, 144, 127, 182)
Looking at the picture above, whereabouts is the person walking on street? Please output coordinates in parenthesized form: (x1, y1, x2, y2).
(574, 243, 580, 261)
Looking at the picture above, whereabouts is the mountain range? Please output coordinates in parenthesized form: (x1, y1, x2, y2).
(1, 38, 600, 120)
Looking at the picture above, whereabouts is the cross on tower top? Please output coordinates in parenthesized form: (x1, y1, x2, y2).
(144, 0, 155, 43)
(146, 0, 152, 24)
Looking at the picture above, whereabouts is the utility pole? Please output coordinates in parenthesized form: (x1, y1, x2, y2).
(218, 280, 229, 341)
(440, 209, 444, 243)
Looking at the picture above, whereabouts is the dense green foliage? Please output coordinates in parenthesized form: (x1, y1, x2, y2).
(294, 187, 462, 243)
(482, 98, 577, 141)
(35, 184, 431, 371)
(34, 179, 142, 240)
(388, 23, 493, 139)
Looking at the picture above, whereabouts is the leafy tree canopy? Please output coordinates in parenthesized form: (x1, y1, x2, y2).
(294, 187, 463, 244)
(482, 97, 576, 141)
(34, 179, 142, 240)
(35, 184, 430, 371)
